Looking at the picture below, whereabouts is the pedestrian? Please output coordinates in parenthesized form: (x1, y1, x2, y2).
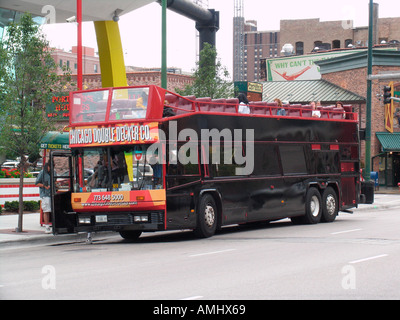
(35, 162, 52, 233)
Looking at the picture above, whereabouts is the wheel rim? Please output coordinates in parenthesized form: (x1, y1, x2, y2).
(310, 195, 320, 217)
(204, 204, 215, 228)
(326, 194, 336, 216)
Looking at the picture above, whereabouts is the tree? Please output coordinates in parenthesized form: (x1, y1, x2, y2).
(176, 43, 233, 99)
(0, 13, 70, 232)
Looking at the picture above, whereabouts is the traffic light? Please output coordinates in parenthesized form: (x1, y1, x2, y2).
(383, 85, 392, 105)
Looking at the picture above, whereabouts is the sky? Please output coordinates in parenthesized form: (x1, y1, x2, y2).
(42, 0, 399, 79)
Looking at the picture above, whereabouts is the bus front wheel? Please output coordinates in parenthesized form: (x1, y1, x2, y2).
(195, 194, 218, 238)
(303, 187, 322, 224)
(119, 230, 142, 241)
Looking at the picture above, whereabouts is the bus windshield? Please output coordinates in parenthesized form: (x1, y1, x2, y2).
(109, 87, 149, 120)
(79, 145, 162, 192)
(70, 87, 150, 124)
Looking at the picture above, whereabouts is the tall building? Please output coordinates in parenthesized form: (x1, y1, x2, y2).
(233, 0, 245, 82)
(233, 1, 280, 82)
(243, 21, 280, 82)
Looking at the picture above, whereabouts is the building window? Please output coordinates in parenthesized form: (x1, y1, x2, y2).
(59, 59, 63, 67)
(345, 39, 353, 48)
(94, 64, 98, 73)
(332, 40, 341, 49)
(295, 42, 304, 55)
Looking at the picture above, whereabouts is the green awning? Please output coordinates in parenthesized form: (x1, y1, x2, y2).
(39, 131, 70, 150)
(376, 132, 400, 152)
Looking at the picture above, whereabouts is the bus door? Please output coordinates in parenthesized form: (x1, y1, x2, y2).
(50, 150, 75, 234)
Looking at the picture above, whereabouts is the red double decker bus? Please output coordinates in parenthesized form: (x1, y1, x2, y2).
(49, 85, 372, 240)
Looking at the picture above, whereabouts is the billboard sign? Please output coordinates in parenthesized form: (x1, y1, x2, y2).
(264, 50, 364, 82)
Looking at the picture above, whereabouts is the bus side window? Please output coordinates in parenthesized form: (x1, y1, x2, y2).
(279, 145, 307, 175)
(252, 144, 280, 176)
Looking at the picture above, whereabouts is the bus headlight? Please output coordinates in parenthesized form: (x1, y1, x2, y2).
(134, 215, 148, 222)
(78, 217, 91, 225)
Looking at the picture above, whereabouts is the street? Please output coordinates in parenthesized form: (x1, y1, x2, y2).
(1, 194, 399, 300)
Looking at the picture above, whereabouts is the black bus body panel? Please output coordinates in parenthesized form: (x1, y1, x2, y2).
(163, 113, 359, 229)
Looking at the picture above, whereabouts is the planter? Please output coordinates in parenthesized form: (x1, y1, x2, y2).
(0, 178, 40, 207)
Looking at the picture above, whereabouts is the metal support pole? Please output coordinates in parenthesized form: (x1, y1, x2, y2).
(161, 0, 167, 89)
(365, 0, 374, 181)
(77, 0, 83, 90)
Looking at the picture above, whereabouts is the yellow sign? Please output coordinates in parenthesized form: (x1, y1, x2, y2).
(385, 81, 394, 133)
(247, 82, 263, 93)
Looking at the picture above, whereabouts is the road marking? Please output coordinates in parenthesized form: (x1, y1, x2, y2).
(349, 254, 388, 264)
(189, 249, 236, 258)
(181, 296, 203, 300)
(331, 228, 362, 235)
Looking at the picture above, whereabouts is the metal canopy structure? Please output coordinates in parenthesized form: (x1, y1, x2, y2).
(0, 0, 154, 23)
(262, 79, 366, 104)
(1, 0, 219, 88)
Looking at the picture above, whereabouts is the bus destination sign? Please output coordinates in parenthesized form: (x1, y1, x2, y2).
(69, 122, 159, 147)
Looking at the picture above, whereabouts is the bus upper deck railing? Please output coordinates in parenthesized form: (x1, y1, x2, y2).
(165, 94, 358, 121)
(69, 86, 358, 125)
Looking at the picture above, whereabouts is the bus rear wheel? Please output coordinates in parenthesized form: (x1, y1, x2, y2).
(119, 230, 142, 241)
(321, 187, 338, 222)
(194, 194, 217, 238)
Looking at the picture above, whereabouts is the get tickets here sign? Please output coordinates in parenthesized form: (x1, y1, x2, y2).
(69, 122, 159, 147)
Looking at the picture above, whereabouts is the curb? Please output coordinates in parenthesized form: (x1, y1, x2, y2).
(0, 231, 118, 247)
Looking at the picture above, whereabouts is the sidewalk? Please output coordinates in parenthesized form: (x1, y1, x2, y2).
(0, 192, 398, 246)
(0, 212, 100, 246)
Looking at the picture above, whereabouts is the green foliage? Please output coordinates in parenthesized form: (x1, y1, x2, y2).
(176, 43, 233, 99)
(0, 13, 70, 221)
(3, 200, 40, 212)
(0, 168, 32, 178)
(0, 13, 70, 162)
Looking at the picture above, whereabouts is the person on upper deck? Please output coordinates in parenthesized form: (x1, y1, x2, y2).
(238, 93, 250, 114)
(335, 101, 346, 119)
(310, 101, 321, 118)
(274, 98, 286, 116)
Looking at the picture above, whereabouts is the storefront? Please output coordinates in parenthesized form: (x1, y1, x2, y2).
(375, 132, 400, 187)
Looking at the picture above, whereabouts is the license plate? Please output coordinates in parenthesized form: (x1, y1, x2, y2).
(96, 215, 107, 223)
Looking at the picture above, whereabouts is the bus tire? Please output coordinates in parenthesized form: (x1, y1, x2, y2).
(321, 187, 338, 222)
(119, 230, 142, 241)
(303, 187, 322, 224)
(194, 194, 217, 238)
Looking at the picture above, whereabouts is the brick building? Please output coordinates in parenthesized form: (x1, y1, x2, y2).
(66, 71, 193, 93)
(51, 46, 101, 75)
(234, 2, 400, 82)
(316, 50, 400, 187)
(280, 16, 400, 56)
